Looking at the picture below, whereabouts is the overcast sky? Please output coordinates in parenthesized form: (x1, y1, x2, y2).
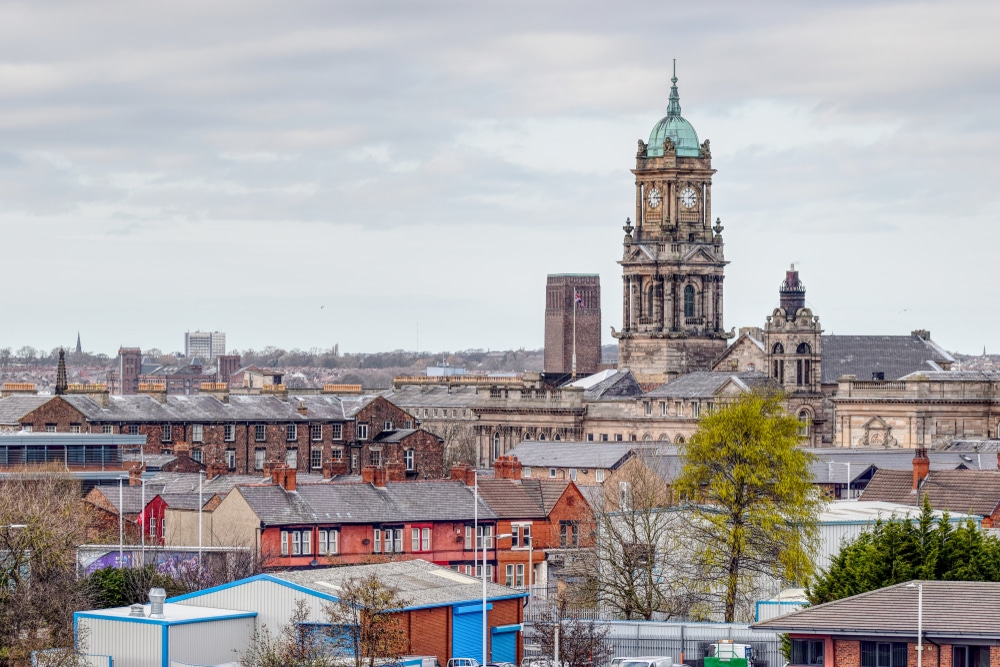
(2, 1, 999, 357)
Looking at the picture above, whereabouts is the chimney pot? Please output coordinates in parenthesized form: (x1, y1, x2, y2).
(912, 447, 930, 491)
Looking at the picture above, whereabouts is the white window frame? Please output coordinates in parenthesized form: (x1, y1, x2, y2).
(311, 448, 323, 469)
(225, 424, 236, 442)
(476, 525, 494, 549)
(319, 529, 339, 555)
(384, 421, 393, 430)
(255, 424, 266, 442)
(255, 448, 266, 470)
(332, 423, 343, 441)
(512, 522, 532, 549)
(161, 424, 172, 442)
(225, 449, 235, 470)
(331, 448, 343, 462)
(286, 424, 297, 442)
(311, 424, 322, 441)
(285, 448, 297, 468)
(404, 449, 415, 471)
(595, 469, 605, 483)
(102, 424, 113, 434)
(192, 424, 203, 442)
(357, 424, 369, 441)
(191, 449, 203, 463)
(523, 466, 532, 478)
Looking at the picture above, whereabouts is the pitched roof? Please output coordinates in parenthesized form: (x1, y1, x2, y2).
(754, 580, 1000, 638)
(505, 441, 639, 469)
(383, 384, 480, 409)
(821, 334, 954, 383)
(272, 558, 523, 608)
(582, 371, 645, 400)
(89, 484, 166, 513)
(0, 395, 58, 425)
(475, 478, 572, 518)
(643, 371, 774, 399)
(860, 468, 1000, 516)
(234, 480, 497, 527)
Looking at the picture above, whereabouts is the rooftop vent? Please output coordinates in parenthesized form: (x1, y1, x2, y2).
(148, 588, 166, 619)
(128, 604, 145, 617)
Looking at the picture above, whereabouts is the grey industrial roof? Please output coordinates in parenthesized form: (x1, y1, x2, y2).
(643, 372, 774, 399)
(754, 580, 1000, 638)
(821, 334, 954, 384)
(273, 558, 523, 608)
(506, 441, 640, 469)
(0, 433, 146, 445)
(235, 480, 497, 527)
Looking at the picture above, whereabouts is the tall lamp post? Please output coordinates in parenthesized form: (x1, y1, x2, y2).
(907, 582, 924, 667)
(484, 532, 513, 665)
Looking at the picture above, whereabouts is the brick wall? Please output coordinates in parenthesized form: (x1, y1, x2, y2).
(407, 606, 451, 664)
(19, 397, 88, 432)
(544, 275, 601, 375)
(835, 639, 860, 667)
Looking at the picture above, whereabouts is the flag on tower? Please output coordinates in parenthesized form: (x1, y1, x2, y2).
(574, 291, 584, 309)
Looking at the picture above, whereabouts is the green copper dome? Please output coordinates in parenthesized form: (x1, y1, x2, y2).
(647, 67, 700, 157)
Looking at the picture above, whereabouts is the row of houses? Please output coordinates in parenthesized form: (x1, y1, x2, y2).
(84, 455, 592, 587)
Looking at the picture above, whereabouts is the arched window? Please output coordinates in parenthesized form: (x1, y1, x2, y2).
(773, 343, 784, 354)
(797, 342, 811, 354)
(539, 433, 546, 441)
(684, 285, 696, 318)
(554, 433, 561, 441)
(798, 410, 811, 437)
(659, 433, 670, 441)
(647, 285, 654, 317)
(492, 432, 500, 461)
(675, 435, 686, 445)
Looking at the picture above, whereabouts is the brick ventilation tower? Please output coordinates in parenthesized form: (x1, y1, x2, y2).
(544, 274, 601, 376)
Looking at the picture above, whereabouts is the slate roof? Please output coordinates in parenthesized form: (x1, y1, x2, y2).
(474, 478, 571, 519)
(235, 480, 497, 527)
(820, 334, 954, 384)
(0, 395, 53, 425)
(146, 471, 326, 495)
(383, 384, 480, 409)
(374, 429, 434, 444)
(506, 441, 640, 469)
(46, 393, 375, 423)
(89, 484, 167, 513)
(643, 372, 774, 399)
(273, 558, 523, 608)
(753, 580, 1000, 638)
(583, 371, 645, 400)
(860, 468, 1000, 516)
(158, 493, 215, 510)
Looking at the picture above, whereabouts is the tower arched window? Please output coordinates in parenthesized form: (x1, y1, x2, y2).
(796, 343, 812, 386)
(798, 410, 811, 437)
(773, 343, 784, 354)
(772, 343, 785, 383)
(797, 343, 811, 354)
(647, 284, 654, 317)
(492, 432, 500, 461)
(683, 285, 696, 318)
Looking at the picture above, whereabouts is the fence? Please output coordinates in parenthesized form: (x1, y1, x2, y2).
(524, 619, 783, 667)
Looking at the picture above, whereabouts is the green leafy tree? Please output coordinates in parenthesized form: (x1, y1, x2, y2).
(673, 391, 822, 622)
(809, 496, 1000, 604)
(85, 565, 189, 609)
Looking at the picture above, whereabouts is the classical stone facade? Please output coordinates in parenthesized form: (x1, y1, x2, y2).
(613, 71, 730, 383)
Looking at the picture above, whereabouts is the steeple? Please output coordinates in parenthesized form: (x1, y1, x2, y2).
(667, 58, 682, 117)
(75, 332, 82, 354)
(55, 349, 68, 395)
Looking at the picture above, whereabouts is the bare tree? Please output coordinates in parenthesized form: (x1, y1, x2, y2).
(324, 573, 411, 667)
(0, 466, 93, 665)
(239, 599, 330, 667)
(585, 459, 704, 620)
(530, 594, 612, 667)
(435, 420, 479, 468)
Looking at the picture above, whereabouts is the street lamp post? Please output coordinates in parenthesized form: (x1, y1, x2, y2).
(908, 582, 923, 667)
(485, 532, 513, 665)
(198, 470, 205, 569)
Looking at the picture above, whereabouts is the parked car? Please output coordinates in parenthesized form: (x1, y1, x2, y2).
(448, 659, 481, 667)
(620, 657, 673, 667)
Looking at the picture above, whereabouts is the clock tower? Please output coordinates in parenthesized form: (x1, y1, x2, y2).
(614, 65, 731, 383)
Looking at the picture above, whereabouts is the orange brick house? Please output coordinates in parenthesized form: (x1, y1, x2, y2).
(754, 581, 1000, 667)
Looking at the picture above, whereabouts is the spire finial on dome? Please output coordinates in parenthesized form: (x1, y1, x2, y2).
(667, 59, 682, 117)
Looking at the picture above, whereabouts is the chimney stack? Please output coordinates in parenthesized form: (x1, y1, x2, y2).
(912, 447, 930, 491)
(450, 463, 477, 487)
(206, 462, 226, 481)
(128, 462, 144, 487)
(493, 455, 523, 480)
(386, 461, 406, 482)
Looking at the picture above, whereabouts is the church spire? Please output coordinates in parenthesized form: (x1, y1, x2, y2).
(667, 59, 682, 118)
(75, 331, 82, 354)
(55, 349, 68, 395)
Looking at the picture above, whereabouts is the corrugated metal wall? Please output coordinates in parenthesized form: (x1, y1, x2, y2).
(173, 579, 331, 629)
(526, 621, 783, 667)
(79, 618, 162, 667)
(169, 617, 255, 666)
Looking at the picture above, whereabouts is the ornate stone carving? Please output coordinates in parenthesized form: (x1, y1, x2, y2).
(662, 137, 675, 155)
(699, 139, 711, 158)
(637, 140, 647, 157)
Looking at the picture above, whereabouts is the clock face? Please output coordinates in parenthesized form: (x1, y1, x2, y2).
(647, 187, 662, 209)
(680, 187, 697, 209)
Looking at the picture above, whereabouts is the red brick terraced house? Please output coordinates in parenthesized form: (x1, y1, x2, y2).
(476, 456, 594, 591)
(753, 580, 1000, 667)
(0, 391, 443, 479)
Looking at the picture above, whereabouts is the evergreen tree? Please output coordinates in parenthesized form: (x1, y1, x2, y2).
(809, 496, 1000, 604)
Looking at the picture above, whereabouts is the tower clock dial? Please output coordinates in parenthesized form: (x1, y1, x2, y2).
(647, 187, 662, 209)
(680, 187, 698, 209)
